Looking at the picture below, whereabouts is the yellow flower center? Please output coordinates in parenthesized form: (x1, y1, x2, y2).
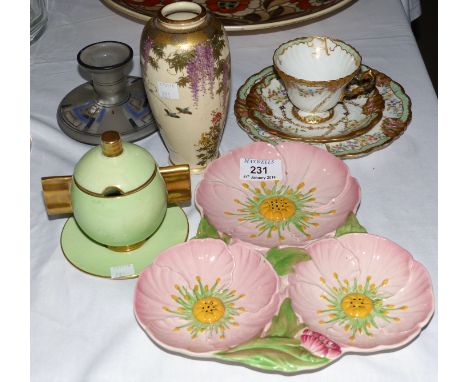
(192, 297, 225, 324)
(259, 197, 296, 221)
(341, 293, 373, 318)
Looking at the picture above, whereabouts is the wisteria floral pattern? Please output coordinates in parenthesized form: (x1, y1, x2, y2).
(141, 7, 230, 171)
(143, 27, 229, 110)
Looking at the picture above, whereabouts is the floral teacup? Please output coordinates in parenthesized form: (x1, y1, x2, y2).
(273, 36, 374, 124)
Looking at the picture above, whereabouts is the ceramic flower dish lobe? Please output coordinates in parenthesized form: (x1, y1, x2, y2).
(135, 239, 281, 353)
(195, 141, 360, 248)
(134, 214, 434, 373)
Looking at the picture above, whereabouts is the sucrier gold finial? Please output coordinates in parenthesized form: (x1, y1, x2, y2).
(101, 130, 123, 157)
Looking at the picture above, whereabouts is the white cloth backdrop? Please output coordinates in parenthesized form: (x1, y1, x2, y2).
(30, 0, 436, 381)
(401, 0, 422, 21)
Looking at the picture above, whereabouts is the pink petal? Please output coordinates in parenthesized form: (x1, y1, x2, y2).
(289, 239, 361, 337)
(292, 238, 360, 287)
(154, 239, 234, 289)
(337, 234, 412, 296)
(323, 325, 424, 351)
(380, 260, 434, 333)
(206, 293, 281, 350)
(300, 329, 342, 358)
(134, 239, 282, 354)
(201, 141, 285, 194)
(135, 266, 188, 321)
(302, 176, 361, 240)
(142, 317, 212, 353)
(195, 181, 253, 237)
(289, 282, 342, 337)
(228, 241, 280, 311)
(275, 142, 350, 205)
(287, 234, 434, 352)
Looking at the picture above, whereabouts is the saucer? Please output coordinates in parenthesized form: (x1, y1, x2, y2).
(60, 206, 188, 279)
(246, 70, 384, 142)
(235, 66, 412, 159)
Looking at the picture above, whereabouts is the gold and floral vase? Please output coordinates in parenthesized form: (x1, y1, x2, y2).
(140, 2, 231, 173)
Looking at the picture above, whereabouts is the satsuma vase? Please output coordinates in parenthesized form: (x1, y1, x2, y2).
(141, 2, 231, 173)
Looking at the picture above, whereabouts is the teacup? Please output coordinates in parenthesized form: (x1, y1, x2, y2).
(273, 36, 374, 124)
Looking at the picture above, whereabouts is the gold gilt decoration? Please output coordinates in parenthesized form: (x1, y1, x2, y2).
(142, 25, 228, 109)
(196, 111, 223, 166)
(273, 36, 362, 88)
(381, 117, 407, 138)
(234, 65, 412, 160)
(244, 73, 384, 143)
(103, 0, 355, 32)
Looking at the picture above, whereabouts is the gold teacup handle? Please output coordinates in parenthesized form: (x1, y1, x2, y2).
(343, 69, 375, 100)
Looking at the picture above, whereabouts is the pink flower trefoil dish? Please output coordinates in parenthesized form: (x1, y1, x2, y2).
(195, 141, 361, 248)
(134, 239, 281, 354)
(134, 234, 434, 373)
(288, 233, 434, 352)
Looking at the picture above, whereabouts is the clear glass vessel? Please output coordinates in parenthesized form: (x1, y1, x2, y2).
(30, 0, 48, 44)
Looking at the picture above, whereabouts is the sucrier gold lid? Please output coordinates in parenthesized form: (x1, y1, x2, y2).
(101, 130, 123, 157)
(73, 131, 157, 195)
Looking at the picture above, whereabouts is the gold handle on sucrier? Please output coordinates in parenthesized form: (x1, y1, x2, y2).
(159, 164, 191, 205)
(41, 164, 192, 216)
(41, 176, 73, 215)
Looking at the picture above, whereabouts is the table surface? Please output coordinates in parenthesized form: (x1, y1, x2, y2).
(30, 0, 437, 381)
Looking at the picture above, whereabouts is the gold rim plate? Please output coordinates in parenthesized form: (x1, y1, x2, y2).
(101, 0, 356, 32)
(234, 65, 412, 159)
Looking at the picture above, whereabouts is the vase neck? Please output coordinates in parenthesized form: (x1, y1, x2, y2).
(157, 2, 207, 32)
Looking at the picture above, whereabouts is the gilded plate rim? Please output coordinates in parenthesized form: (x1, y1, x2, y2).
(101, 0, 356, 32)
(245, 71, 384, 143)
(234, 65, 412, 159)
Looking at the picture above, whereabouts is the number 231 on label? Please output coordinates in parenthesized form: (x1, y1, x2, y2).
(239, 158, 283, 181)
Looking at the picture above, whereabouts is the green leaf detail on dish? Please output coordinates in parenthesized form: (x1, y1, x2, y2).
(195, 218, 231, 243)
(215, 299, 328, 372)
(195, 218, 220, 239)
(215, 338, 329, 372)
(334, 212, 367, 237)
(266, 298, 306, 338)
(266, 247, 310, 276)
